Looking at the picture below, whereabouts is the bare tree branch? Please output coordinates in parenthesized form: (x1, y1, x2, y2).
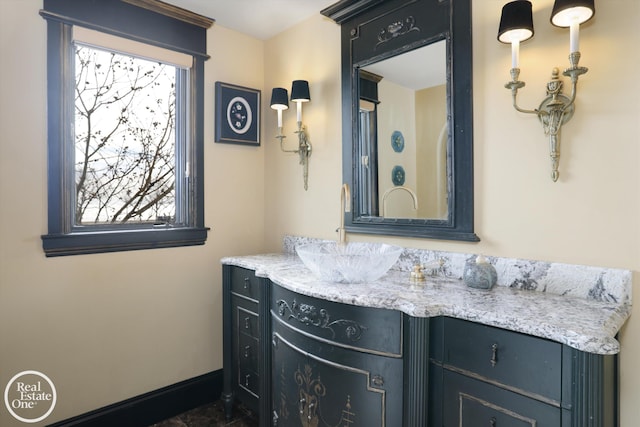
(74, 46, 177, 225)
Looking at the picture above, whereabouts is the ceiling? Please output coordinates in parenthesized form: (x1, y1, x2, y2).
(164, 0, 337, 40)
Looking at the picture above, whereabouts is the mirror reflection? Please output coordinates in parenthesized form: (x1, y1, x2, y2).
(359, 40, 448, 220)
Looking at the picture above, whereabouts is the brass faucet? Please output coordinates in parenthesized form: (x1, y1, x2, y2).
(381, 186, 418, 217)
(338, 184, 351, 243)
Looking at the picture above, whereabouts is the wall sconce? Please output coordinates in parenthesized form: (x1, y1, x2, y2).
(270, 80, 312, 190)
(498, 0, 595, 181)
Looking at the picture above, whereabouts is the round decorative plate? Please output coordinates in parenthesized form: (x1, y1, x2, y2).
(391, 130, 405, 153)
(226, 96, 253, 135)
(392, 165, 405, 186)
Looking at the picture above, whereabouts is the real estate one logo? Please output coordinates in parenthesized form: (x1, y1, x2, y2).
(4, 370, 56, 423)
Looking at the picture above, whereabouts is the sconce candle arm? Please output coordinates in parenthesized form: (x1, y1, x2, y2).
(563, 74, 579, 107)
(563, 51, 588, 104)
(505, 68, 538, 115)
(276, 130, 297, 154)
(510, 89, 538, 115)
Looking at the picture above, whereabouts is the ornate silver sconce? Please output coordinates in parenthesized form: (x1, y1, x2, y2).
(270, 80, 312, 190)
(498, 0, 595, 181)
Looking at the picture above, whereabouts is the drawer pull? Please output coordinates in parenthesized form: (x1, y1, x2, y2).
(245, 374, 251, 388)
(372, 375, 384, 387)
(490, 417, 496, 427)
(272, 334, 279, 348)
(244, 317, 251, 330)
(243, 277, 250, 290)
(299, 397, 306, 414)
(490, 343, 498, 367)
(244, 345, 251, 358)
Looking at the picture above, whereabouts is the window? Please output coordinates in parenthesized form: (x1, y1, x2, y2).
(74, 44, 179, 226)
(72, 28, 190, 228)
(40, 0, 212, 256)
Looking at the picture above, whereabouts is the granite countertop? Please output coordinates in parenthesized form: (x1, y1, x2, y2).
(222, 252, 631, 355)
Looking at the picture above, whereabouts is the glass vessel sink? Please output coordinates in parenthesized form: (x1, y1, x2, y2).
(295, 242, 403, 283)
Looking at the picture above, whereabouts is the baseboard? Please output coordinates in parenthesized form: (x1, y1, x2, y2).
(47, 370, 222, 427)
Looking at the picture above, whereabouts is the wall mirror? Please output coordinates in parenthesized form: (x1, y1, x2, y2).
(359, 40, 448, 220)
(323, 0, 479, 241)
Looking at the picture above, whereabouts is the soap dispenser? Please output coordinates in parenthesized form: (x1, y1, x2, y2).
(463, 255, 497, 290)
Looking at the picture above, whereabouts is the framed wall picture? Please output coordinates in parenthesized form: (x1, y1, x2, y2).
(215, 82, 260, 145)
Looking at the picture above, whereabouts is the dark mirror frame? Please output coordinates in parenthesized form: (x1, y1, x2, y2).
(322, 0, 479, 242)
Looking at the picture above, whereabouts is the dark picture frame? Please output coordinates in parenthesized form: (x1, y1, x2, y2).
(215, 82, 260, 145)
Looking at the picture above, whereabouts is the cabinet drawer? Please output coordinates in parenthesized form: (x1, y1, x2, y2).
(238, 367, 259, 397)
(230, 266, 261, 301)
(235, 304, 259, 339)
(443, 317, 562, 402)
(238, 333, 259, 373)
(271, 284, 402, 357)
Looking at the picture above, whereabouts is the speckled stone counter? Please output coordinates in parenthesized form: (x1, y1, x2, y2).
(222, 237, 632, 355)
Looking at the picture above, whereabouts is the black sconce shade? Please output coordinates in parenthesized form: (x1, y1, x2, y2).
(498, 0, 535, 43)
(270, 87, 289, 110)
(291, 80, 310, 102)
(551, 0, 595, 27)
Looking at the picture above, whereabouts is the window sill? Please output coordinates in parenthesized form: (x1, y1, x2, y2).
(41, 227, 209, 257)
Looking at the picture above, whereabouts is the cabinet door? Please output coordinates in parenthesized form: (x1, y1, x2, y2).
(272, 326, 391, 427)
(442, 370, 561, 427)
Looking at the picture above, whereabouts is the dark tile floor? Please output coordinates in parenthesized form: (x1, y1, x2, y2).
(149, 400, 258, 427)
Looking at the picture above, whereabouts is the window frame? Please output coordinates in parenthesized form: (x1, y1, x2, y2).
(40, 0, 212, 256)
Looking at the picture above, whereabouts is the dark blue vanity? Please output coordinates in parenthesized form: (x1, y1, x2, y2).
(220, 242, 630, 427)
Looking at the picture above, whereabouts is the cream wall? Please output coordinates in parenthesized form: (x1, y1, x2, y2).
(378, 80, 417, 218)
(0, 1, 266, 426)
(416, 84, 447, 219)
(263, 1, 640, 426)
(263, 14, 342, 248)
(1, 0, 638, 426)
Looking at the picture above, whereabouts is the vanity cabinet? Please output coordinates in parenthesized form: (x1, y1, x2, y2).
(221, 263, 619, 426)
(222, 265, 271, 426)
